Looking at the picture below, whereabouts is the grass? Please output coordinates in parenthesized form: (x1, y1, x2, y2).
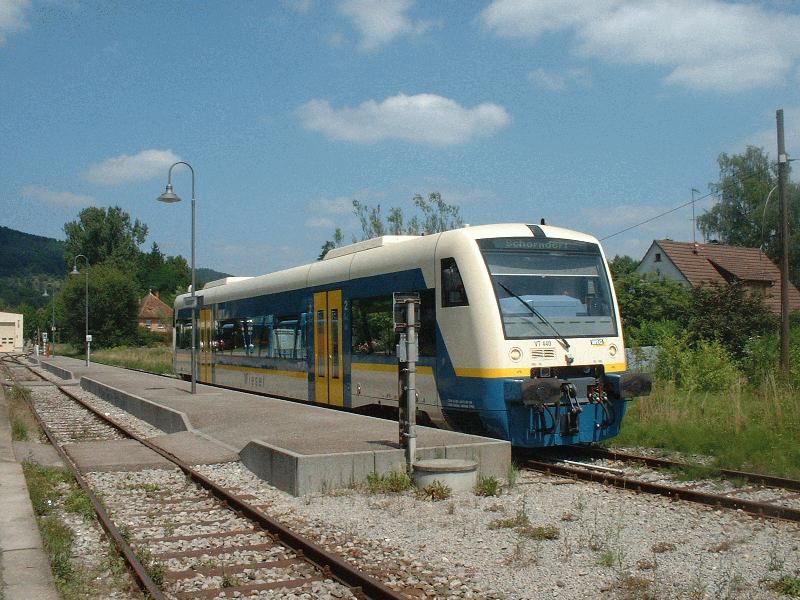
(488, 508, 530, 530)
(613, 378, 800, 478)
(22, 462, 72, 516)
(11, 418, 28, 441)
(474, 475, 500, 497)
(769, 575, 800, 597)
(59, 344, 175, 375)
(365, 470, 412, 493)
(517, 524, 560, 540)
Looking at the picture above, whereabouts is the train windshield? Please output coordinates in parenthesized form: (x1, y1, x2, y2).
(478, 238, 618, 339)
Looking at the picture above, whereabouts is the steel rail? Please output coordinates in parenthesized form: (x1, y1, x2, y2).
(17, 358, 409, 600)
(570, 445, 800, 492)
(525, 459, 800, 522)
(4, 362, 167, 600)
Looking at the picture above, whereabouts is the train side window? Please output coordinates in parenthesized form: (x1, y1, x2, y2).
(441, 257, 469, 307)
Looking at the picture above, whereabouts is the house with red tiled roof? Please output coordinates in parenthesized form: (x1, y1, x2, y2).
(138, 291, 174, 335)
(637, 240, 800, 315)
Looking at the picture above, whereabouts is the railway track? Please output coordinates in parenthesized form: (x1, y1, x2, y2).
(524, 446, 800, 522)
(2, 354, 408, 600)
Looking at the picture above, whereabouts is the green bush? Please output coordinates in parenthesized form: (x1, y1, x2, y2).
(654, 336, 741, 392)
(475, 475, 500, 497)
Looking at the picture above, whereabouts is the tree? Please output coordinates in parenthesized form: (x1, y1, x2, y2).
(613, 272, 692, 346)
(63, 206, 148, 268)
(59, 263, 139, 348)
(697, 146, 800, 285)
(322, 193, 463, 253)
(318, 228, 344, 260)
(136, 242, 190, 303)
(609, 255, 638, 279)
(688, 282, 776, 359)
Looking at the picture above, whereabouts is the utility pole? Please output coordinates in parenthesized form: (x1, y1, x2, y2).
(691, 188, 700, 245)
(776, 109, 791, 375)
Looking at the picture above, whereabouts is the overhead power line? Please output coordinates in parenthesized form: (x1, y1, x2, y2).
(600, 167, 774, 241)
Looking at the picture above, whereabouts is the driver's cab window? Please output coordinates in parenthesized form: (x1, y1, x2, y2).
(441, 257, 469, 307)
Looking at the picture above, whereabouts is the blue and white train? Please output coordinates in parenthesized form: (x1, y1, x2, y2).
(173, 223, 650, 448)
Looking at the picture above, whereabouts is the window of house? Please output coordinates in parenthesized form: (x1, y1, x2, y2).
(655, 253, 661, 263)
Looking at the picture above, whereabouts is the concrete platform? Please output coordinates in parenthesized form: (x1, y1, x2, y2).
(12, 442, 64, 468)
(40, 357, 511, 496)
(0, 373, 60, 599)
(150, 431, 239, 465)
(64, 439, 177, 472)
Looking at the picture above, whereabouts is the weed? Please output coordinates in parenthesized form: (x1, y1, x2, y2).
(11, 418, 28, 441)
(507, 462, 520, 488)
(163, 520, 176, 536)
(475, 475, 500, 497)
(135, 546, 165, 586)
(560, 511, 578, 522)
(669, 463, 721, 482)
(39, 515, 74, 581)
(484, 502, 505, 513)
(597, 549, 616, 567)
(63, 487, 94, 521)
(122, 482, 161, 493)
(636, 558, 657, 571)
(118, 525, 132, 544)
(365, 470, 412, 494)
(650, 541, 676, 554)
(415, 480, 452, 501)
(518, 525, 560, 540)
(99, 542, 127, 576)
(611, 573, 655, 600)
(708, 538, 739, 553)
(489, 509, 530, 530)
(769, 575, 800, 597)
(221, 570, 236, 588)
(9, 384, 31, 403)
(767, 546, 785, 572)
(22, 462, 71, 516)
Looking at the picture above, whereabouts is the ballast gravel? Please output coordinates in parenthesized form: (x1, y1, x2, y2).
(32, 371, 799, 600)
(194, 462, 800, 600)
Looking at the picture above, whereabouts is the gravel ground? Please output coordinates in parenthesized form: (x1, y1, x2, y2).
(21, 366, 800, 600)
(193, 462, 800, 600)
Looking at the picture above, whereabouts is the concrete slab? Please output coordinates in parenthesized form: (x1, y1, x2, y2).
(0, 386, 59, 599)
(64, 439, 176, 472)
(149, 431, 239, 465)
(42, 356, 511, 495)
(12, 442, 64, 468)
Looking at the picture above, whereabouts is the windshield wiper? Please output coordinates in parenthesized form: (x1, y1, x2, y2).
(496, 281, 571, 351)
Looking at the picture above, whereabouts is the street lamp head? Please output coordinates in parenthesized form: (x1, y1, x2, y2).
(157, 183, 182, 203)
(70, 266, 80, 276)
(42, 289, 49, 297)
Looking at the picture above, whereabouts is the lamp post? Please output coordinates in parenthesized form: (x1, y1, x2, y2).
(42, 283, 58, 357)
(157, 161, 197, 394)
(70, 255, 90, 366)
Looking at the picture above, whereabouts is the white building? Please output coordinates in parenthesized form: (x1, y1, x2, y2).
(0, 311, 24, 352)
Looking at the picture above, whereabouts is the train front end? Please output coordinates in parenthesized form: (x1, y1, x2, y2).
(436, 224, 650, 448)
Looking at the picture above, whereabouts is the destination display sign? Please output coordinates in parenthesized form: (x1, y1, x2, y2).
(477, 237, 599, 253)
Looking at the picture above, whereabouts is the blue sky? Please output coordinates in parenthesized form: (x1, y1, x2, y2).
(1, 0, 798, 275)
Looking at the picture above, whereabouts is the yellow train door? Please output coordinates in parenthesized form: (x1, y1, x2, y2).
(313, 290, 344, 406)
(199, 308, 213, 382)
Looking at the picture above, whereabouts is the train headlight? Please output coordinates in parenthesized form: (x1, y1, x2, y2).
(608, 344, 618, 357)
(509, 347, 523, 362)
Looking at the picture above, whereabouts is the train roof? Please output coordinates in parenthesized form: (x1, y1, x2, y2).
(175, 223, 603, 307)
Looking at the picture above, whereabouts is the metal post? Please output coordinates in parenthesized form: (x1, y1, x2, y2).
(51, 292, 56, 357)
(776, 109, 790, 375)
(85, 268, 90, 366)
(189, 169, 197, 395)
(405, 299, 417, 471)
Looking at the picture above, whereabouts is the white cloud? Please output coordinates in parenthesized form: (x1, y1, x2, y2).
(338, 0, 430, 50)
(481, 0, 800, 92)
(297, 93, 510, 146)
(529, 67, 591, 91)
(283, 0, 312, 13)
(21, 184, 94, 207)
(304, 195, 356, 228)
(0, 0, 30, 44)
(83, 149, 182, 186)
